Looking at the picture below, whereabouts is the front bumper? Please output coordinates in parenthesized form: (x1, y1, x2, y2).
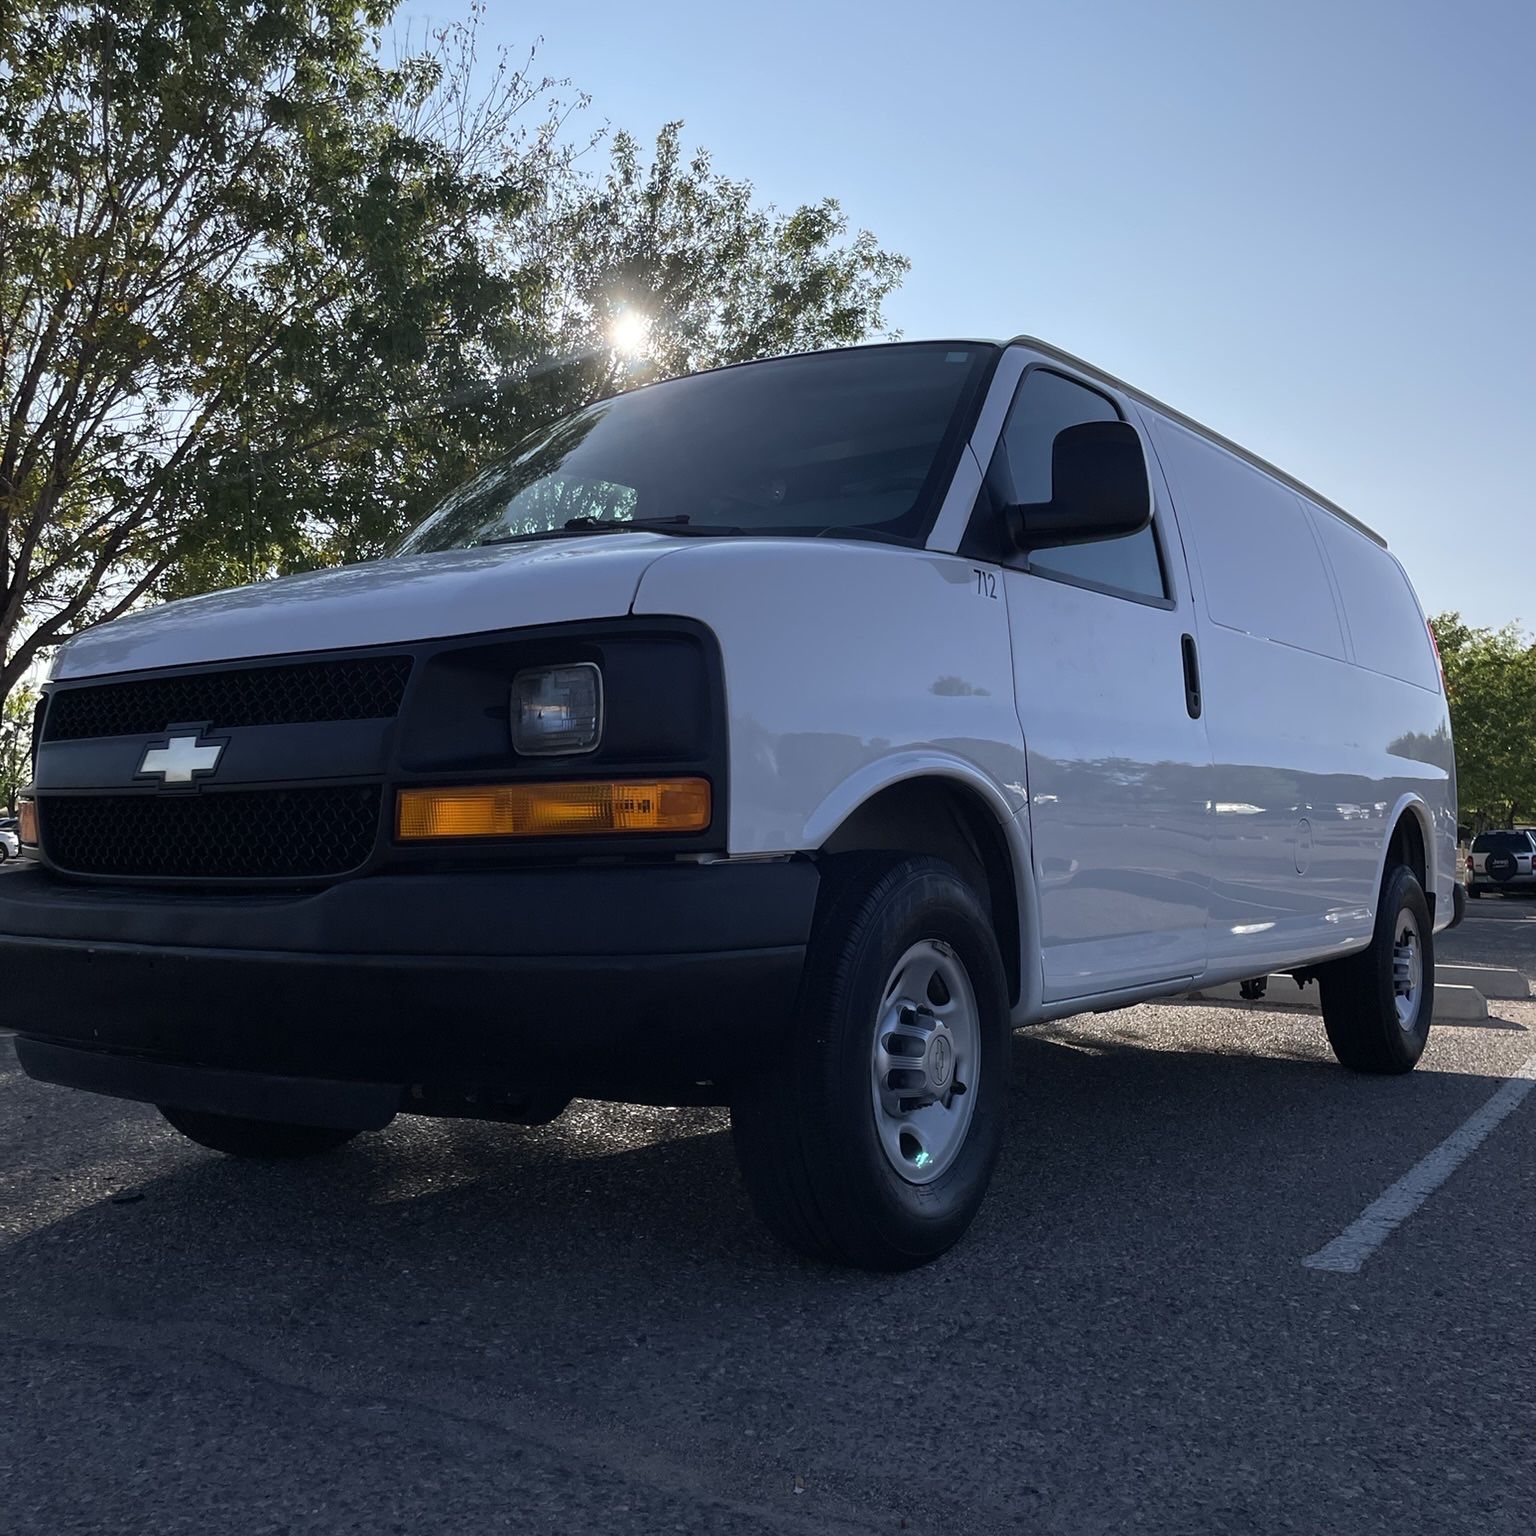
(1, 860, 818, 1116)
(1468, 874, 1536, 894)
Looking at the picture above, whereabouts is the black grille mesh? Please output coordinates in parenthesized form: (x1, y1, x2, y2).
(44, 656, 412, 742)
(41, 786, 382, 880)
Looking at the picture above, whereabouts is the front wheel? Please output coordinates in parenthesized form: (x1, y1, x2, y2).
(159, 1105, 363, 1158)
(1318, 863, 1434, 1073)
(731, 855, 1011, 1270)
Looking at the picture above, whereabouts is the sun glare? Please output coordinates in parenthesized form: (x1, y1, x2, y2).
(609, 310, 653, 358)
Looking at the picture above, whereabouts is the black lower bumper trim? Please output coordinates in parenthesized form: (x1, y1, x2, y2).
(2, 860, 817, 1103)
(15, 1038, 400, 1129)
(5, 935, 805, 1091)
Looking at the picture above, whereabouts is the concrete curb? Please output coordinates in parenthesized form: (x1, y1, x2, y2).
(1436, 963, 1531, 1000)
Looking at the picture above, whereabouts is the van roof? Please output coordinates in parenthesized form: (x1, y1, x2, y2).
(1004, 335, 1389, 549)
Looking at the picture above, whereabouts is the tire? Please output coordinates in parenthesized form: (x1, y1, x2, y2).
(731, 854, 1011, 1270)
(1318, 864, 1434, 1074)
(159, 1105, 362, 1158)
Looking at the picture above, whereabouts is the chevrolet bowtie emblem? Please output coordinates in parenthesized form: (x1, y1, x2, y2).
(137, 733, 225, 784)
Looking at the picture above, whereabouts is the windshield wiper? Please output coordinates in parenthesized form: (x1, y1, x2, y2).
(478, 515, 738, 548)
(564, 514, 691, 531)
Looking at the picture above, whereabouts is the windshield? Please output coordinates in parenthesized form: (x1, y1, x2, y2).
(397, 342, 997, 554)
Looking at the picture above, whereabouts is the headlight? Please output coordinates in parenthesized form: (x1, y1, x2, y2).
(511, 663, 602, 756)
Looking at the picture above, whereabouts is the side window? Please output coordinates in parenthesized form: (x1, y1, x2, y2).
(992, 369, 1167, 601)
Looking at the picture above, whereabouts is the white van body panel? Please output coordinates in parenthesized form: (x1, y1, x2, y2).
(52, 537, 677, 681)
(1144, 409, 1370, 964)
(1310, 513, 1440, 691)
(1302, 510, 1455, 924)
(1000, 561, 1214, 999)
(1139, 405, 1456, 958)
(976, 349, 1214, 1002)
(631, 537, 1029, 849)
(631, 536, 1042, 1020)
(624, 338, 1453, 1016)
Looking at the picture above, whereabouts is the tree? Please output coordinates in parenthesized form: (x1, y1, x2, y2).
(539, 123, 910, 391)
(1, 4, 906, 713)
(1430, 613, 1536, 828)
(248, 120, 911, 571)
(0, 1, 582, 704)
(0, 684, 39, 813)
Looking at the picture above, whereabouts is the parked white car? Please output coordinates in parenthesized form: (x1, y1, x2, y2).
(0, 825, 19, 863)
(4, 337, 1458, 1268)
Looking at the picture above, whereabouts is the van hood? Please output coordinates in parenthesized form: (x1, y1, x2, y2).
(53, 536, 684, 680)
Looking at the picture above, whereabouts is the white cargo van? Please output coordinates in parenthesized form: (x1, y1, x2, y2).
(3, 338, 1458, 1269)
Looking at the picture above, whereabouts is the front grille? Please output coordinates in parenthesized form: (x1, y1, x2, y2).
(41, 786, 382, 880)
(44, 656, 413, 742)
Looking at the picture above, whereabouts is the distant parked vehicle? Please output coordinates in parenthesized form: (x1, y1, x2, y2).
(1466, 829, 1536, 897)
(0, 825, 19, 863)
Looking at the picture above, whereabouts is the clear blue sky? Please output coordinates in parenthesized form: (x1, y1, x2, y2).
(408, 0, 1534, 630)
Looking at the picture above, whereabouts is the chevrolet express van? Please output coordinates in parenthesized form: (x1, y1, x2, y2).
(2, 338, 1458, 1270)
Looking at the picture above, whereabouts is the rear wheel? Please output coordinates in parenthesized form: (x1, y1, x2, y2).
(1318, 863, 1433, 1074)
(731, 855, 1011, 1270)
(159, 1106, 362, 1158)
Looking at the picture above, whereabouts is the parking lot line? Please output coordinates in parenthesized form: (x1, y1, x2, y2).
(1303, 1052, 1536, 1274)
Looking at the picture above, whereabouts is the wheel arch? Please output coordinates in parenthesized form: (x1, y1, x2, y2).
(813, 762, 1035, 1013)
(1378, 794, 1435, 916)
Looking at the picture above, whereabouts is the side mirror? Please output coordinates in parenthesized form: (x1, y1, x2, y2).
(1005, 420, 1152, 550)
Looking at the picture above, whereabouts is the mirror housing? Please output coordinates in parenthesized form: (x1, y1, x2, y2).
(1005, 420, 1152, 551)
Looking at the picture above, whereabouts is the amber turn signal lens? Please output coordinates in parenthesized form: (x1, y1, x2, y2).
(396, 778, 711, 840)
(18, 800, 38, 845)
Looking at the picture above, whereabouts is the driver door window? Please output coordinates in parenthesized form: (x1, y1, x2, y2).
(991, 369, 1167, 602)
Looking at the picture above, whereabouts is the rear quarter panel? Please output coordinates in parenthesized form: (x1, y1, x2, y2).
(1305, 507, 1458, 928)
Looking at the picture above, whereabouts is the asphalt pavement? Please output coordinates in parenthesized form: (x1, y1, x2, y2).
(2, 901, 1533, 1535)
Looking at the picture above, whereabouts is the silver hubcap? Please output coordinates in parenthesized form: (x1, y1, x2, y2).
(1392, 913, 1422, 1030)
(869, 940, 980, 1185)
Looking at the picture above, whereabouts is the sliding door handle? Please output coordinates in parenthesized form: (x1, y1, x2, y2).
(1180, 633, 1202, 720)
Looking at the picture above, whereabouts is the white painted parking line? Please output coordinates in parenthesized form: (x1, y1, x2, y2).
(1303, 1053, 1536, 1274)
